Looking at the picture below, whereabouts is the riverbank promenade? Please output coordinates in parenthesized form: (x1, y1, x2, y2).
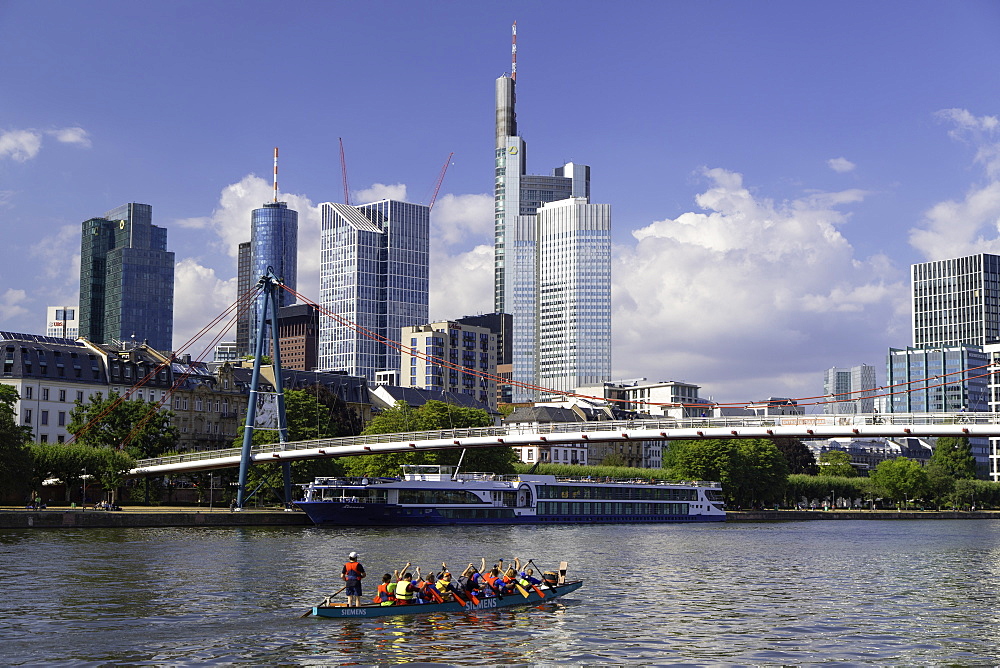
(0, 505, 311, 529)
(0, 507, 996, 529)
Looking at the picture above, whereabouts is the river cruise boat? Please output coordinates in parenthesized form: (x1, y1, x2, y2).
(295, 465, 725, 526)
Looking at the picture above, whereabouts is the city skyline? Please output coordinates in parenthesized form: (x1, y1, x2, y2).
(4, 2, 1000, 403)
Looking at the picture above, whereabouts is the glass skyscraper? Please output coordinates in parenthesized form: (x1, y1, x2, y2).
(494, 69, 609, 402)
(536, 198, 612, 396)
(79, 202, 174, 351)
(235, 241, 251, 356)
(909, 253, 1000, 478)
(248, 201, 298, 352)
(318, 200, 429, 381)
(912, 253, 1000, 348)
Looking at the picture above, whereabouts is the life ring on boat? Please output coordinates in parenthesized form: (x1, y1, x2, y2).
(517, 490, 527, 506)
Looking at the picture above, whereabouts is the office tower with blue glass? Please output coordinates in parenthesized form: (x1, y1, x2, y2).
(494, 40, 611, 402)
(79, 202, 174, 351)
(318, 200, 430, 381)
(905, 253, 1000, 477)
(248, 200, 298, 351)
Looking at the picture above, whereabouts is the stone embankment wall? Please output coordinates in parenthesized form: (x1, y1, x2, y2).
(0, 509, 311, 529)
(728, 510, 997, 521)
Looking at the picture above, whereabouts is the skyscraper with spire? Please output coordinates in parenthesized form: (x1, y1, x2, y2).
(494, 23, 611, 401)
(237, 149, 298, 356)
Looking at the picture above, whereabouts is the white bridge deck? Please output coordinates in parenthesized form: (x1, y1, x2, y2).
(129, 412, 1000, 477)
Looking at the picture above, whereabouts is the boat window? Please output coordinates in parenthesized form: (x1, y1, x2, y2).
(399, 489, 487, 504)
(319, 488, 388, 503)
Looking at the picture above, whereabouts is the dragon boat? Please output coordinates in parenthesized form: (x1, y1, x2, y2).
(306, 580, 584, 619)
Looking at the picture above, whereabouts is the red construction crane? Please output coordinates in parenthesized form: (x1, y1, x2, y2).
(428, 152, 454, 211)
(339, 137, 350, 206)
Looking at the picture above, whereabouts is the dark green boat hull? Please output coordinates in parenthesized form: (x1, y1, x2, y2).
(309, 580, 583, 619)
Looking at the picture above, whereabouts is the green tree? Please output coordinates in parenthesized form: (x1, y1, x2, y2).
(664, 439, 789, 507)
(28, 442, 106, 503)
(870, 457, 929, 508)
(342, 400, 513, 478)
(817, 450, 857, 477)
(0, 385, 33, 501)
(772, 438, 819, 475)
(68, 391, 177, 459)
(928, 437, 977, 480)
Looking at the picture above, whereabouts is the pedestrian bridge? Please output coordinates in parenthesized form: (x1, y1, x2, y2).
(129, 412, 1000, 477)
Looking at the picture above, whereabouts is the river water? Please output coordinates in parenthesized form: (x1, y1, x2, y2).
(2, 520, 1000, 665)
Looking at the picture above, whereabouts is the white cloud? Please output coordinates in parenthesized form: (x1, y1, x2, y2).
(614, 167, 906, 401)
(29, 224, 80, 282)
(47, 126, 91, 147)
(910, 109, 1000, 259)
(429, 243, 494, 322)
(0, 126, 92, 162)
(0, 130, 42, 162)
(0, 288, 30, 322)
(430, 192, 493, 248)
(353, 183, 407, 203)
(172, 259, 238, 357)
(936, 108, 1000, 178)
(827, 157, 856, 173)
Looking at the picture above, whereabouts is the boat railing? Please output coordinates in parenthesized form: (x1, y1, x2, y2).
(454, 472, 520, 483)
(550, 475, 719, 487)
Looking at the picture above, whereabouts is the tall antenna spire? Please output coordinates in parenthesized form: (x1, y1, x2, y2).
(511, 21, 517, 81)
(272, 147, 279, 203)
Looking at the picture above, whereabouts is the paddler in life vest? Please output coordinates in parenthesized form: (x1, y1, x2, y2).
(395, 571, 416, 605)
(374, 573, 395, 606)
(341, 551, 366, 607)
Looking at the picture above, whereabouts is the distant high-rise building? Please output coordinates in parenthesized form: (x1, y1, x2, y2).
(318, 200, 429, 381)
(277, 303, 319, 371)
(213, 341, 239, 363)
(494, 32, 610, 402)
(248, 201, 298, 352)
(79, 203, 174, 351)
(45, 306, 79, 340)
(910, 254, 1000, 478)
(912, 253, 1000, 348)
(236, 241, 251, 356)
(822, 364, 876, 414)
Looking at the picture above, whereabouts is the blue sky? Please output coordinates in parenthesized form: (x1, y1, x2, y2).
(4, 0, 1000, 405)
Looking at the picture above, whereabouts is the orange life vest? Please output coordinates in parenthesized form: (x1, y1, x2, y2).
(343, 561, 364, 581)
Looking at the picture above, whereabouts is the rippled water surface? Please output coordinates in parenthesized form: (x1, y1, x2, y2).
(3, 520, 1000, 665)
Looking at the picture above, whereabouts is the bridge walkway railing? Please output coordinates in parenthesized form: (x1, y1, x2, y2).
(133, 412, 1000, 471)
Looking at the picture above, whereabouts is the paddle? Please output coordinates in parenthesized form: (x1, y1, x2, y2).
(527, 560, 552, 597)
(300, 585, 346, 617)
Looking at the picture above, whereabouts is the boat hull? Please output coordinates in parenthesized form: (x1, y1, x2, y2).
(310, 580, 583, 619)
(294, 501, 725, 526)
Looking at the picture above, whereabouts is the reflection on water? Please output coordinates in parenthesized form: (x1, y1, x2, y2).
(1, 521, 999, 664)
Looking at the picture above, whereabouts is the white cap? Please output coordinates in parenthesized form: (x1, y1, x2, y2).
(348, 551, 359, 559)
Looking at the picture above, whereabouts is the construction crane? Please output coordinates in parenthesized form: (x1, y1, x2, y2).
(338, 137, 350, 205)
(428, 152, 454, 211)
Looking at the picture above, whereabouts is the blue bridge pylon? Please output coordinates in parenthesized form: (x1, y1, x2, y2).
(236, 268, 291, 509)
